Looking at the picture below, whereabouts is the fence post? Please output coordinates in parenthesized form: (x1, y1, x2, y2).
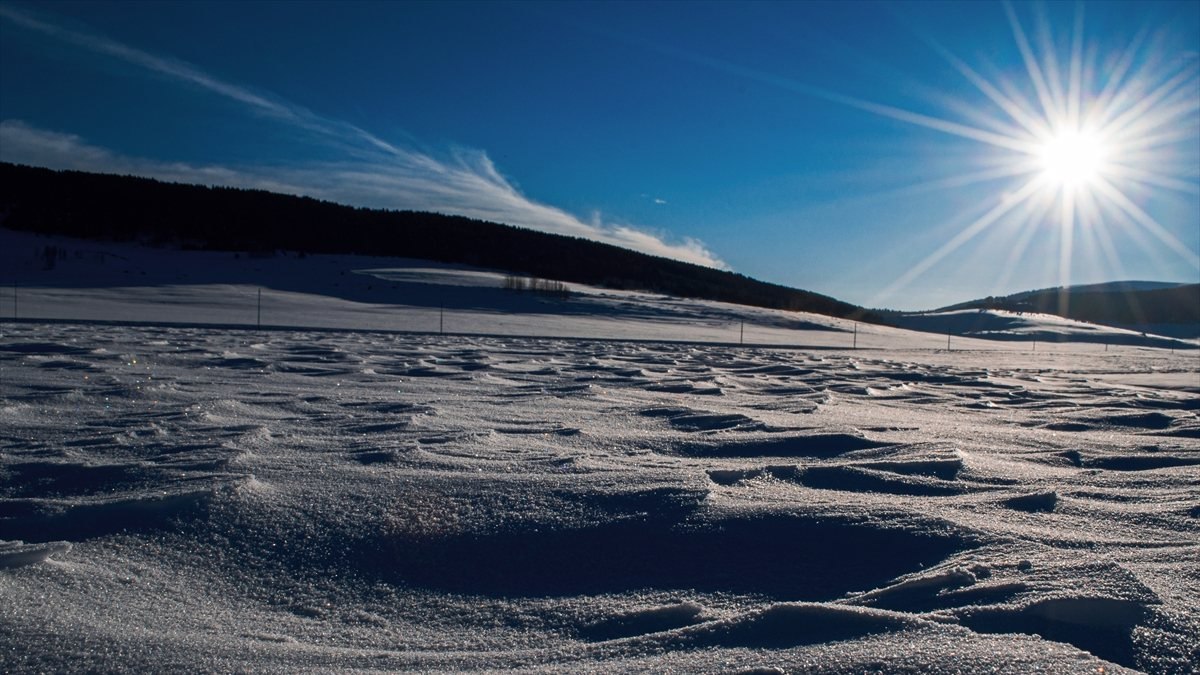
(257, 288, 262, 329)
(853, 322, 857, 350)
(946, 329, 951, 351)
(740, 321, 744, 345)
(440, 304, 444, 335)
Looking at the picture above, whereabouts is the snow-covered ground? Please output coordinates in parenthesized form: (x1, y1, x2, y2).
(2, 229, 1199, 672)
(4, 227, 1194, 351)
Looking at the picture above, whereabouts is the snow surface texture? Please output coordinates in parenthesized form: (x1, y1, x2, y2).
(2, 231, 1199, 672)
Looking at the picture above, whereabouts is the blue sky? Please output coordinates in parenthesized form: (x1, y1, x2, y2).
(1, 1, 1197, 310)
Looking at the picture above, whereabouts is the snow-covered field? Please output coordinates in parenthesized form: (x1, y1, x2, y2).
(5, 227, 1194, 351)
(2, 230, 1199, 672)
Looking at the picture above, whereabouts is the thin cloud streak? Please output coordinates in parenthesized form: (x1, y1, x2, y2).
(0, 5, 725, 269)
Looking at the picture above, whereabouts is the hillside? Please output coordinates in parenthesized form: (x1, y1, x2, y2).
(936, 282, 1200, 338)
(4, 225, 1193, 351)
(0, 162, 869, 322)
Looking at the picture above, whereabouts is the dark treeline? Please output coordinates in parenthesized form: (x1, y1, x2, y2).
(939, 284, 1200, 328)
(0, 163, 873, 321)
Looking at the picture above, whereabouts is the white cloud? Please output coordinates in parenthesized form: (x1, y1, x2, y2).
(0, 6, 726, 269)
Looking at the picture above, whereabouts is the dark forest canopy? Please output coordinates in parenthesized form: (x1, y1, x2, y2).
(0, 162, 875, 321)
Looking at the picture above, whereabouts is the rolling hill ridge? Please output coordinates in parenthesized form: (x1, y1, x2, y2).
(936, 283, 1200, 338)
(0, 162, 870, 322)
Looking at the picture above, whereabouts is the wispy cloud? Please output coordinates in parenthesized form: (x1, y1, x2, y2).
(0, 5, 726, 269)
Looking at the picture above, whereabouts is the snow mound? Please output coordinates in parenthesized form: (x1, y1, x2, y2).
(0, 540, 71, 568)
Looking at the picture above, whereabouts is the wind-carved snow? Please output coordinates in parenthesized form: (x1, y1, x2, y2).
(1, 230, 1198, 672)
(1, 319, 1197, 673)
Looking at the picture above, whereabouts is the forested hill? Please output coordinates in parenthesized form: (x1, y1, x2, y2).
(938, 283, 1200, 335)
(0, 162, 872, 321)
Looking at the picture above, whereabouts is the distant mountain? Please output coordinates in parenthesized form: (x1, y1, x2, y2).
(936, 282, 1200, 338)
(0, 162, 873, 323)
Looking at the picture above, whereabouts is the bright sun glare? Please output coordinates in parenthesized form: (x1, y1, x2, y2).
(860, 2, 1199, 305)
(1037, 128, 1107, 188)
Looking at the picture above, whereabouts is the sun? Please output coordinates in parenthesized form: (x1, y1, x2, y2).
(1037, 127, 1108, 189)
(857, 2, 1199, 306)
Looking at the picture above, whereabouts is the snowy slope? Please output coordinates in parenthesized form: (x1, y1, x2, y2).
(2, 228, 1199, 673)
(890, 309, 1195, 349)
(4, 227, 1193, 351)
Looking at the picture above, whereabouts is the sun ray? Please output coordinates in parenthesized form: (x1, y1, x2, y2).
(1114, 113, 1200, 152)
(1101, 68, 1199, 143)
(1003, 2, 1060, 125)
(1080, 194, 1133, 286)
(1083, 28, 1151, 132)
(918, 36, 1051, 139)
(1110, 114, 1200, 158)
(875, 163, 1042, 200)
(871, 176, 1045, 304)
(995, 187, 1059, 292)
(1033, 3, 1069, 121)
(1110, 165, 1199, 195)
(824, 94, 1040, 154)
(1066, 3, 1086, 129)
(1096, 188, 1181, 269)
(1057, 187, 1077, 299)
(1092, 178, 1200, 267)
(620, 31, 1046, 156)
